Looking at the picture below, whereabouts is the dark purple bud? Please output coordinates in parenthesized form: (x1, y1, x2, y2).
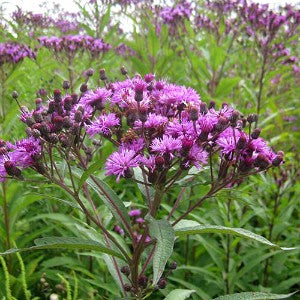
(251, 128, 261, 139)
(86, 68, 94, 77)
(138, 275, 148, 288)
(254, 154, 270, 170)
(12, 91, 19, 99)
(189, 107, 199, 121)
(48, 101, 56, 113)
(155, 156, 165, 171)
(124, 168, 133, 179)
(139, 106, 148, 122)
(215, 116, 228, 131)
(209, 100, 216, 109)
(169, 261, 177, 270)
(71, 93, 78, 104)
(120, 66, 128, 75)
(0, 147, 7, 155)
(272, 155, 283, 166)
(144, 73, 155, 82)
(48, 133, 58, 144)
(124, 284, 131, 292)
(33, 111, 43, 123)
(222, 102, 228, 108)
(158, 278, 167, 289)
(177, 103, 186, 112)
(63, 116, 72, 128)
(62, 80, 70, 90)
(148, 171, 158, 183)
(229, 111, 239, 126)
(0, 140, 6, 147)
(32, 128, 41, 138)
(63, 96, 73, 111)
(80, 83, 88, 93)
(200, 102, 208, 114)
(35, 98, 43, 110)
(4, 161, 22, 178)
(74, 110, 83, 123)
(99, 68, 107, 81)
(237, 135, 247, 149)
(70, 123, 80, 135)
(54, 89, 62, 103)
(25, 116, 35, 127)
(59, 134, 71, 147)
(39, 122, 50, 135)
(121, 266, 130, 276)
(247, 114, 258, 124)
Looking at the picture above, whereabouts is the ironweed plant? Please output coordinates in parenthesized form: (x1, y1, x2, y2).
(0, 68, 294, 300)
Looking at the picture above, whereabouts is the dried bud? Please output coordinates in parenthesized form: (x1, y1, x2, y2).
(99, 69, 107, 81)
(53, 89, 62, 103)
(247, 114, 258, 124)
(63, 116, 72, 128)
(59, 134, 71, 147)
(120, 66, 128, 75)
(157, 278, 167, 289)
(62, 81, 70, 90)
(80, 83, 88, 93)
(32, 129, 41, 138)
(251, 128, 261, 139)
(12, 91, 19, 99)
(121, 266, 130, 276)
(63, 96, 73, 111)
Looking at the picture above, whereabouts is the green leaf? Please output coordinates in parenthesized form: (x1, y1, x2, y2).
(213, 291, 298, 300)
(0, 237, 125, 260)
(174, 220, 295, 251)
(87, 178, 132, 234)
(164, 289, 195, 300)
(148, 218, 175, 284)
(215, 77, 240, 97)
(78, 162, 100, 190)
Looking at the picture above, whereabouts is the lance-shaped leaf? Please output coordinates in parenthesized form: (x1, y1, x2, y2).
(148, 218, 175, 284)
(0, 237, 125, 260)
(174, 220, 295, 251)
(87, 178, 132, 235)
(164, 289, 196, 300)
(213, 291, 298, 300)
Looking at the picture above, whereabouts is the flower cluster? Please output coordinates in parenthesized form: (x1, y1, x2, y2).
(38, 35, 111, 56)
(0, 42, 36, 66)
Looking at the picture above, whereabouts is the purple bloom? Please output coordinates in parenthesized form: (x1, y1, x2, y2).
(105, 149, 140, 181)
(86, 113, 120, 137)
(151, 135, 182, 156)
(128, 209, 141, 217)
(81, 88, 112, 109)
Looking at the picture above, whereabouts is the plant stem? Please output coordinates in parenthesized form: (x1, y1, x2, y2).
(225, 197, 231, 294)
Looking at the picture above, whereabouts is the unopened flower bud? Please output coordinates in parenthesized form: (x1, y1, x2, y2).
(209, 100, 216, 109)
(25, 116, 35, 127)
(237, 135, 247, 149)
(158, 278, 167, 289)
(169, 261, 177, 270)
(138, 275, 148, 288)
(247, 114, 258, 124)
(32, 129, 41, 138)
(124, 284, 131, 292)
(80, 83, 88, 93)
(35, 98, 43, 110)
(272, 155, 283, 166)
(48, 101, 56, 113)
(139, 106, 148, 122)
(62, 80, 70, 90)
(121, 266, 130, 276)
(70, 123, 80, 135)
(189, 107, 199, 121)
(86, 68, 94, 77)
(148, 171, 158, 183)
(63, 116, 72, 128)
(99, 69, 107, 81)
(48, 133, 59, 144)
(12, 91, 19, 99)
(71, 93, 78, 104)
(4, 161, 22, 178)
(74, 110, 83, 123)
(144, 73, 154, 82)
(200, 102, 208, 114)
(215, 116, 228, 131)
(124, 168, 133, 179)
(155, 156, 165, 171)
(53, 89, 62, 103)
(63, 96, 73, 111)
(33, 111, 43, 123)
(229, 111, 239, 126)
(251, 128, 261, 139)
(254, 154, 270, 170)
(120, 66, 128, 75)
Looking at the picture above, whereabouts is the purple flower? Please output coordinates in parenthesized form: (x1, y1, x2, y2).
(81, 88, 112, 109)
(105, 149, 140, 181)
(128, 209, 141, 217)
(86, 113, 120, 137)
(151, 135, 182, 156)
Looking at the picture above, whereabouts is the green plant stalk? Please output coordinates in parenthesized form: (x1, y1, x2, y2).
(15, 252, 31, 300)
(0, 256, 14, 300)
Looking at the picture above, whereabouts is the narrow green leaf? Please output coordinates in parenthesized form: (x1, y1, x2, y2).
(215, 77, 240, 97)
(213, 291, 298, 300)
(174, 220, 295, 251)
(0, 237, 125, 260)
(164, 289, 195, 300)
(148, 218, 175, 284)
(78, 162, 100, 190)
